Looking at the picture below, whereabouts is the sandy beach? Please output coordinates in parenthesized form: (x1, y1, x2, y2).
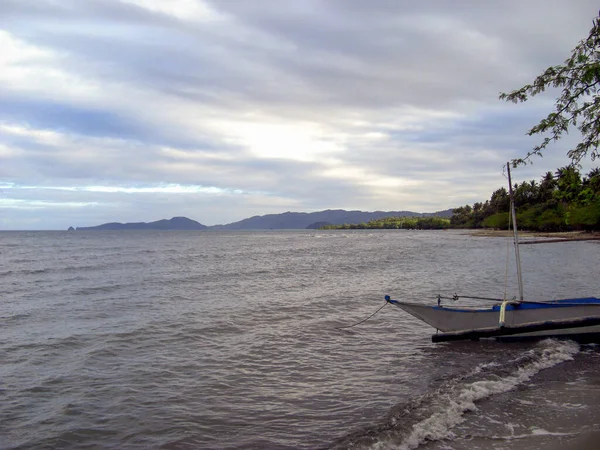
(548, 431, 600, 450)
(466, 229, 600, 242)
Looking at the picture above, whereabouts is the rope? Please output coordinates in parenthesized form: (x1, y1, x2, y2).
(335, 301, 388, 329)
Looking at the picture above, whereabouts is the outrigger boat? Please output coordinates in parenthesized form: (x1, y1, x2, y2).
(385, 163, 600, 343)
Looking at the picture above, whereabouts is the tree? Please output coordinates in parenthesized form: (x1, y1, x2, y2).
(554, 166, 582, 204)
(539, 171, 558, 202)
(514, 180, 539, 207)
(584, 167, 600, 193)
(488, 187, 510, 213)
(580, 167, 600, 203)
(500, 13, 600, 165)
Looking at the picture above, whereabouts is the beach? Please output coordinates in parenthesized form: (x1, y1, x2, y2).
(467, 229, 600, 240)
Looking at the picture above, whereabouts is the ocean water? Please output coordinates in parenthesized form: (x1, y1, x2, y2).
(1, 230, 599, 449)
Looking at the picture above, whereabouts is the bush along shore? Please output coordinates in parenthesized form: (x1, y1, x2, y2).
(319, 216, 450, 230)
(321, 167, 600, 232)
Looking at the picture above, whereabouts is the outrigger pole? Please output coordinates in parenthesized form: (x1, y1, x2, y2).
(506, 162, 524, 301)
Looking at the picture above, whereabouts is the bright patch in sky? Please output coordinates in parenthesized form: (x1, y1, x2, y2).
(2, 184, 236, 195)
(216, 119, 344, 161)
(0, 31, 98, 100)
(81, 185, 229, 194)
(0, 199, 99, 209)
(1, 123, 64, 146)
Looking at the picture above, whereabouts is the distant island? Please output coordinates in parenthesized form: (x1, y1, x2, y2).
(75, 216, 208, 231)
(72, 208, 454, 231)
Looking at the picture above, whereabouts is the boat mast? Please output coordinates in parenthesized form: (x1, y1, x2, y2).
(506, 162, 524, 301)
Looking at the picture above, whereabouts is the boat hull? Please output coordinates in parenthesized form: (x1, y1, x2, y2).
(388, 298, 600, 341)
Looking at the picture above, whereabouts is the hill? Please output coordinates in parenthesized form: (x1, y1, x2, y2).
(74, 209, 454, 231)
(76, 216, 208, 231)
(210, 209, 454, 230)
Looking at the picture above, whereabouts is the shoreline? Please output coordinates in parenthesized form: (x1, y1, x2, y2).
(465, 230, 600, 241)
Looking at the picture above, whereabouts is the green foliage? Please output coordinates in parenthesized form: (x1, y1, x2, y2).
(320, 216, 451, 230)
(569, 199, 600, 230)
(536, 207, 566, 232)
(449, 167, 599, 231)
(516, 205, 544, 230)
(450, 205, 475, 228)
(482, 212, 509, 229)
(500, 14, 600, 165)
(322, 166, 599, 232)
(554, 166, 583, 203)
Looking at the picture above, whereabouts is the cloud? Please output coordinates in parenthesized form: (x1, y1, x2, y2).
(1, 0, 599, 229)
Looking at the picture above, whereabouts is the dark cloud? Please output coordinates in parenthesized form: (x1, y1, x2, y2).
(0, 97, 144, 139)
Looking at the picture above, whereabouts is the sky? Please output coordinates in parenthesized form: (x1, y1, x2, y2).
(1, 0, 599, 230)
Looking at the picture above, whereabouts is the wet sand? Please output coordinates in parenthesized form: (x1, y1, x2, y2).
(494, 348, 600, 450)
(547, 431, 600, 450)
(422, 345, 600, 450)
(466, 230, 600, 242)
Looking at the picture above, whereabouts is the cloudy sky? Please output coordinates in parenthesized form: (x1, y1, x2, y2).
(1, 0, 599, 230)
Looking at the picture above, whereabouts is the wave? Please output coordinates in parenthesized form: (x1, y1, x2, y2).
(0, 312, 31, 323)
(329, 339, 579, 450)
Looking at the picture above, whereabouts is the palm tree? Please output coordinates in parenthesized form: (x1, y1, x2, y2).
(554, 166, 582, 204)
(539, 171, 557, 203)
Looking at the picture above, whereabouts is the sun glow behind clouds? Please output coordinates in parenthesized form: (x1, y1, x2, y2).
(216, 120, 344, 161)
(321, 164, 421, 188)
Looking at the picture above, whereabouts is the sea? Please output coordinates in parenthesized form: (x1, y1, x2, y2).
(1, 229, 600, 450)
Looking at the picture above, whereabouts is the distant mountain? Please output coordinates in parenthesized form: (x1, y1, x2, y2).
(425, 208, 454, 218)
(210, 208, 455, 230)
(74, 209, 455, 231)
(76, 216, 208, 231)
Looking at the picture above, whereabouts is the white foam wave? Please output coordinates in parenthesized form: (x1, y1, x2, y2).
(371, 339, 579, 450)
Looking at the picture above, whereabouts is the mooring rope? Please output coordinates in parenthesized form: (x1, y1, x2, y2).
(335, 301, 388, 330)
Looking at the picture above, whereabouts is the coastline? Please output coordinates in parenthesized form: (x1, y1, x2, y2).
(465, 229, 600, 242)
